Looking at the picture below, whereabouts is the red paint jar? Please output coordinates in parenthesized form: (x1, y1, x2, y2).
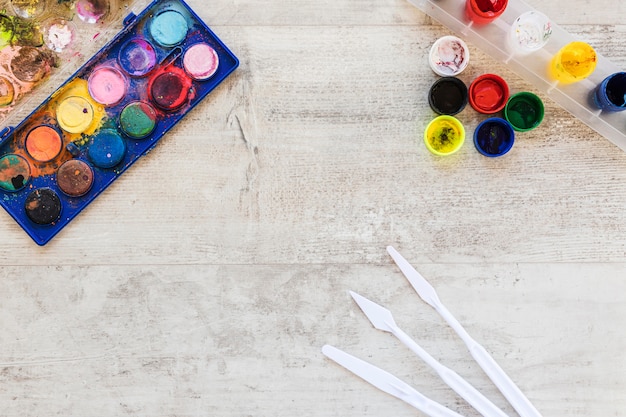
(465, 0, 508, 25)
(469, 74, 509, 114)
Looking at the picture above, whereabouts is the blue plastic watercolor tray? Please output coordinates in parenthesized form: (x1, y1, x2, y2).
(0, 0, 239, 245)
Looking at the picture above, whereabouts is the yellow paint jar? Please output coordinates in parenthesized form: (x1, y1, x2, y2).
(424, 115, 465, 156)
(549, 41, 597, 83)
(56, 96, 95, 134)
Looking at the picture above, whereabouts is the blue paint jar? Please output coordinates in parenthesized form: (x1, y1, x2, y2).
(473, 117, 515, 157)
(593, 72, 626, 112)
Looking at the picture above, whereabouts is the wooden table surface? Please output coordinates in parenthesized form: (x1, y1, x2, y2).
(1, 0, 625, 415)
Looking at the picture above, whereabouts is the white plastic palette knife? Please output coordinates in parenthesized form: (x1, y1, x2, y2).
(322, 344, 466, 417)
(349, 290, 510, 417)
(386, 246, 543, 417)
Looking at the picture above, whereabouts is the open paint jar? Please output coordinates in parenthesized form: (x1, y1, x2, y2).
(508, 11, 552, 55)
(424, 115, 466, 156)
(504, 92, 544, 131)
(87, 128, 127, 169)
(43, 18, 76, 53)
(75, 0, 109, 23)
(56, 159, 94, 197)
(119, 101, 158, 139)
(429, 36, 469, 77)
(56, 96, 95, 134)
(465, 0, 508, 24)
(549, 42, 597, 84)
(0, 154, 30, 192)
(10, 47, 52, 83)
(11, 0, 46, 19)
(428, 76, 468, 115)
(592, 72, 626, 112)
(149, 69, 193, 111)
(469, 74, 509, 114)
(24, 188, 62, 225)
(25, 125, 63, 162)
(0, 76, 15, 107)
(473, 118, 515, 157)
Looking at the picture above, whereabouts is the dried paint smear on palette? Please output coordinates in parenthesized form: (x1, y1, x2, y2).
(0, 0, 138, 121)
(0, 0, 239, 245)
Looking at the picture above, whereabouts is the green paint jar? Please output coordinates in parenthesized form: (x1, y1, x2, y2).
(504, 92, 544, 132)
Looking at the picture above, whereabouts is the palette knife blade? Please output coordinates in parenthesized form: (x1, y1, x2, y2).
(322, 344, 466, 417)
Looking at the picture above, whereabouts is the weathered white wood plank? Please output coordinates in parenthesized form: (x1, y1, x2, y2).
(0, 263, 623, 416)
(1, 25, 626, 264)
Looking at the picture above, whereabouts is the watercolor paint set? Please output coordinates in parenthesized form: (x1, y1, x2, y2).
(409, 0, 626, 152)
(0, 0, 238, 245)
